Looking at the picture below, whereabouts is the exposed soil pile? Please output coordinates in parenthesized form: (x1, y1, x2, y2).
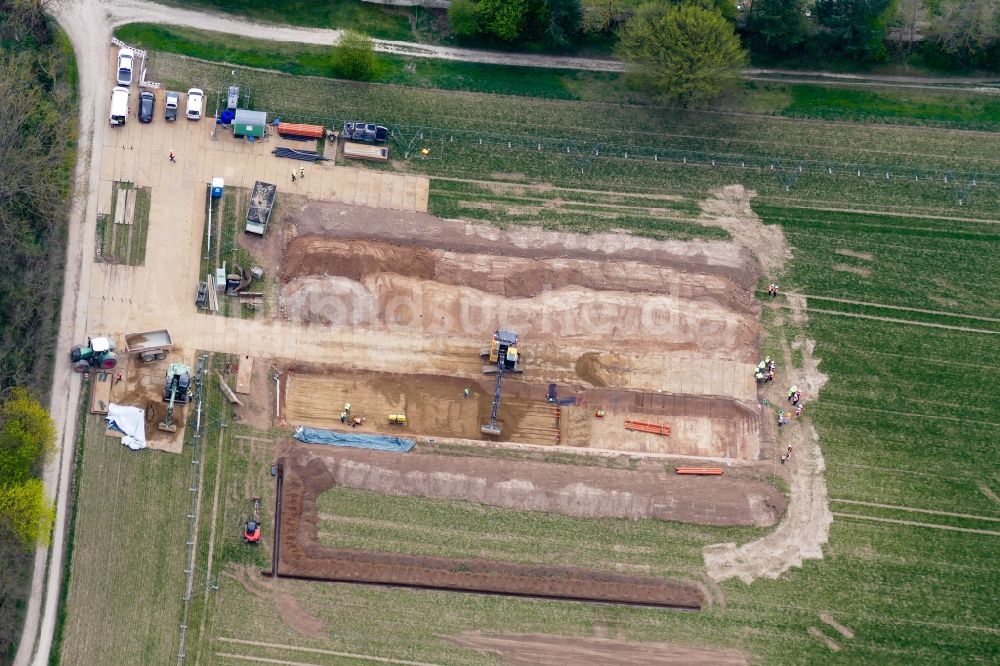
(276, 452, 706, 608)
(281, 237, 757, 313)
(303, 446, 785, 527)
(446, 632, 748, 665)
(287, 201, 761, 288)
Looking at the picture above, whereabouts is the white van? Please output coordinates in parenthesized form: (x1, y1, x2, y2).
(186, 88, 204, 120)
(109, 86, 130, 126)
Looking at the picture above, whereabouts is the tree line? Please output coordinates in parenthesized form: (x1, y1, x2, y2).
(0, 0, 72, 548)
(446, 0, 1000, 72)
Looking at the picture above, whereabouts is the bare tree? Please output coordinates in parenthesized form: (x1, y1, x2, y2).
(928, 0, 998, 63)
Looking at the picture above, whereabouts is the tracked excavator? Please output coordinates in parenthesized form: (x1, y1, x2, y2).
(480, 330, 523, 436)
(158, 363, 191, 432)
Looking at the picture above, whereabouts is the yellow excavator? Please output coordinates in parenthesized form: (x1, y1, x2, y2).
(480, 330, 523, 436)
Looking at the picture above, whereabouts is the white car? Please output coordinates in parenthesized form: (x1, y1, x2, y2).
(116, 48, 134, 86)
(186, 88, 204, 120)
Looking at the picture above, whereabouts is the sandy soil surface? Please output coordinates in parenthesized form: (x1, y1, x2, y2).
(447, 632, 748, 666)
(108, 354, 189, 453)
(301, 446, 784, 527)
(276, 453, 706, 608)
(282, 369, 764, 459)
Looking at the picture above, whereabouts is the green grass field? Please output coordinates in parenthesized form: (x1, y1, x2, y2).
(56, 39, 1000, 666)
(117, 23, 1000, 132)
(144, 52, 1000, 223)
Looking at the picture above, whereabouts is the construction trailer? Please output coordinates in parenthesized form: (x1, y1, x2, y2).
(233, 109, 267, 139)
(480, 330, 523, 436)
(245, 181, 276, 235)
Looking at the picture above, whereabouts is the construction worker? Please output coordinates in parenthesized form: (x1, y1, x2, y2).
(291, 169, 296, 182)
(792, 391, 801, 405)
(115, 373, 123, 385)
(795, 403, 804, 417)
(168, 150, 176, 163)
(340, 412, 347, 423)
(755, 371, 764, 384)
(463, 388, 470, 399)
(299, 166, 305, 179)
(787, 386, 798, 401)
(767, 369, 775, 382)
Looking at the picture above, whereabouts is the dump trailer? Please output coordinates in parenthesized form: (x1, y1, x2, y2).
(124, 329, 173, 362)
(245, 181, 276, 235)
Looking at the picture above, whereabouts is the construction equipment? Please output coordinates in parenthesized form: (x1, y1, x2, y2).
(71, 337, 118, 373)
(388, 414, 407, 425)
(675, 467, 724, 476)
(624, 420, 671, 436)
(480, 330, 523, 436)
(244, 498, 261, 544)
(245, 180, 277, 235)
(124, 329, 173, 362)
(158, 363, 191, 432)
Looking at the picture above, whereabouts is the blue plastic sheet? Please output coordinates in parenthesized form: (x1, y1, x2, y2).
(293, 426, 414, 452)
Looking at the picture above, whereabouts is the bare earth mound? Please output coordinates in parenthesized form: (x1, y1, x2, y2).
(276, 451, 707, 608)
(303, 446, 785, 527)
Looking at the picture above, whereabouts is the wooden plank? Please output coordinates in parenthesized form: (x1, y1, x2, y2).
(235, 355, 253, 394)
(90, 373, 114, 414)
(113, 185, 129, 225)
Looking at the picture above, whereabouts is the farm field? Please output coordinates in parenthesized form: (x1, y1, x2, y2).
(148, 53, 1000, 222)
(53, 40, 1000, 666)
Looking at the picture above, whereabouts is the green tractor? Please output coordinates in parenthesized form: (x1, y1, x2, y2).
(70, 337, 118, 373)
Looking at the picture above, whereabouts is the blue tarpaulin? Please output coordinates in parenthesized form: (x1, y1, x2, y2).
(294, 426, 414, 452)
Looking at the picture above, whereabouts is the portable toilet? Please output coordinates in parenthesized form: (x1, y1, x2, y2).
(211, 177, 224, 199)
(227, 85, 239, 110)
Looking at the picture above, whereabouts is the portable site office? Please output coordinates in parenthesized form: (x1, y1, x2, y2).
(233, 109, 267, 139)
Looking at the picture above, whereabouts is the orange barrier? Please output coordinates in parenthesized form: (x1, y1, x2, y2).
(675, 467, 724, 476)
(277, 122, 324, 138)
(624, 420, 671, 436)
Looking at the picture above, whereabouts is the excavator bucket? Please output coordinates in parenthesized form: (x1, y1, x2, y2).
(157, 421, 177, 433)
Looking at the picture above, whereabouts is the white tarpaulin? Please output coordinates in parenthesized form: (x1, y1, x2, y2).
(105, 404, 147, 450)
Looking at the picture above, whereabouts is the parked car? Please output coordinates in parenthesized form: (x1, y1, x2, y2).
(138, 90, 155, 123)
(186, 88, 204, 120)
(116, 48, 134, 86)
(164, 91, 180, 121)
(109, 86, 129, 126)
(343, 121, 389, 144)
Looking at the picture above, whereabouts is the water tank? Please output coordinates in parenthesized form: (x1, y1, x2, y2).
(211, 177, 224, 199)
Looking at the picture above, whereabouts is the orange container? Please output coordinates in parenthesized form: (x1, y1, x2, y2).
(277, 122, 324, 138)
